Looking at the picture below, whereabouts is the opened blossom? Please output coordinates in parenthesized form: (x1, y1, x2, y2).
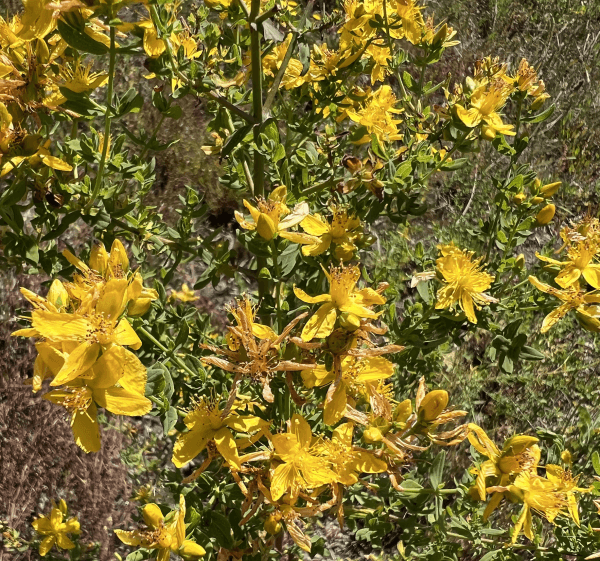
(32, 499, 80, 557)
(294, 264, 386, 341)
(116, 496, 205, 561)
(434, 245, 498, 324)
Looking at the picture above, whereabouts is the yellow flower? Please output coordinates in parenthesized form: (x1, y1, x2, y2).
(269, 414, 337, 501)
(32, 499, 80, 557)
(15, 278, 145, 388)
(468, 423, 540, 520)
(301, 355, 394, 425)
(234, 185, 309, 241)
(528, 276, 600, 333)
(321, 422, 387, 485)
(503, 470, 583, 543)
(344, 85, 403, 145)
(455, 79, 515, 137)
(294, 264, 386, 341)
(170, 283, 199, 303)
(62, 239, 158, 316)
(43, 353, 151, 452)
(296, 207, 363, 260)
(116, 496, 206, 561)
(172, 397, 269, 469)
(434, 245, 497, 324)
(19, 0, 57, 41)
(56, 59, 108, 93)
(535, 240, 600, 290)
(0, 139, 73, 178)
(545, 464, 589, 525)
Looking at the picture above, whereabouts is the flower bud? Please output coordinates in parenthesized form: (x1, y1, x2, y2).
(256, 214, 277, 240)
(179, 540, 206, 559)
(339, 311, 361, 331)
(90, 241, 109, 274)
(480, 125, 496, 141)
(465, 76, 476, 93)
(530, 196, 544, 204)
(512, 193, 526, 205)
(515, 254, 525, 269)
(418, 390, 448, 422)
(540, 181, 561, 198)
(264, 514, 282, 536)
(561, 450, 573, 466)
(432, 23, 448, 47)
(535, 204, 555, 226)
(530, 177, 541, 195)
(363, 426, 384, 443)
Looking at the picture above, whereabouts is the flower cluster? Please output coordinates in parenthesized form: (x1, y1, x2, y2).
(12, 239, 156, 451)
(530, 218, 600, 332)
(468, 424, 588, 543)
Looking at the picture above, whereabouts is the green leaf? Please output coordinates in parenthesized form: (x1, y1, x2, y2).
(220, 124, 252, 159)
(262, 20, 284, 42)
(207, 511, 234, 549)
(174, 322, 189, 350)
(592, 451, 600, 476)
(522, 104, 555, 124)
(57, 19, 109, 55)
(440, 158, 468, 171)
(429, 450, 445, 489)
(520, 345, 545, 361)
(394, 160, 412, 181)
(478, 551, 501, 561)
(163, 406, 178, 435)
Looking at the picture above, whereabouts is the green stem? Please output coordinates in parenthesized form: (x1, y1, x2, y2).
(139, 114, 166, 160)
(225, 112, 254, 193)
(138, 326, 198, 379)
(270, 239, 282, 330)
(418, 130, 469, 186)
(263, 32, 298, 115)
(249, 0, 265, 198)
(397, 305, 435, 344)
(85, 24, 116, 213)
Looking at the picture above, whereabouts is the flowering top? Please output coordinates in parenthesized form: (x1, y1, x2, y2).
(115, 496, 205, 561)
(434, 245, 497, 324)
(32, 499, 80, 557)
(294, 264, 386, 341)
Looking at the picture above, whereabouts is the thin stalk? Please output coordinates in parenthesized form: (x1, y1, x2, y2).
(225, 112, 255, 193)
(418, 130, 469, 185)
(270, 239, 282, 330)
(85, 25, 116, 213)
(249, 0, 265, 198)
(139, 114, 166, 160)
(248, 0, 269, 313)
(263, 32, 298, 115)
(138, 326, 198, 379)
